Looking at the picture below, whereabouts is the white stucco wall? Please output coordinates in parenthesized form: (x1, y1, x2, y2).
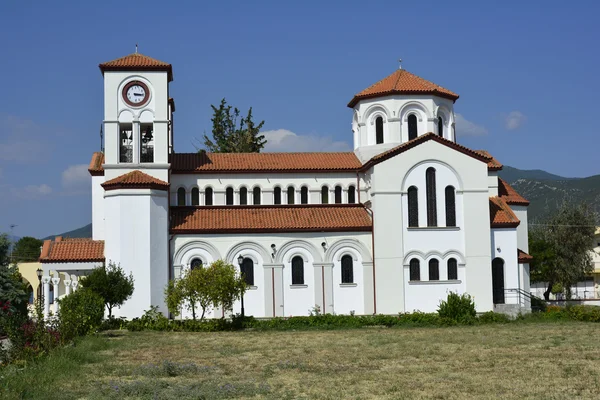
(491, 228, 520, 304)
(91, 175, 105, 240)
(170, 172, 367, 207)
(104, 188, 169, 318)
(171, 232, 372, 318)
(368, 139, 494, 313)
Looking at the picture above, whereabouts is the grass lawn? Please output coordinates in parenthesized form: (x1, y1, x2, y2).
(2, 322, 600, 399)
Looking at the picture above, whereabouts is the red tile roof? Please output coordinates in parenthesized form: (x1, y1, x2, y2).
(170, 204, 373, 234)
(474, 150, 503, 171)
(489, 197, 521, 228)
(101, 170, 169, 191)
(362, 132, 491, 170)
(99, 53, 173, 81)
(518, 248, 533, 264)
(170, 152, 363, 174)
(348, 69, 459, 107)
(40, 238, 105, 264)
(498, 178, 529, 206)
(88, 152, 104, 176)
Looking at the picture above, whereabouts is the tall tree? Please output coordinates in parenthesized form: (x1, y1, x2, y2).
(80, 262, 135, 318)
(0, 234, 9, 267)
(530, 200, 597, 300)
(12, 236, 43, 263)
(201, 98, 266, 153)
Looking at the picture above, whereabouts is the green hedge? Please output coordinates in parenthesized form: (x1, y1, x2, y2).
(96, 304, 600, 333)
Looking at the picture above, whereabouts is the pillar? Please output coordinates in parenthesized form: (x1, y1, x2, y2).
(42, 276, 51, 318)
(51, 276, 61, 315)
(64, 279, 72, 296)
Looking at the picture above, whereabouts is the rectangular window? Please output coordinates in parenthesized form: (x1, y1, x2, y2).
(119, 124, 133, 163)
(140, 123, 154, 163)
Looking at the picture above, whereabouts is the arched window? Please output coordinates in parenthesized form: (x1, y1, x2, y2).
(375, 116, 384, 144)
(409, 259, 420, 281)
(241, 257, 254, 286)
(226, 187, 234, 205)
(341, 255, 354, 284)
(292, 256, 304, 285)
(274, 187, 282, 205)
(426, 168, 437, 227)
(407, 186, 419, 227)
(335, 185, 342, 204)
(253, 187, 261, 205)
(408, 114, 418, 140)
(445, 185, 456, 227)
(301, 186, 309, 204)
(447, 258, 458, 280)
(438, 116, 444, 137)
(177, 188, 186, 206)
(239, 187, 248, 205)
(348, 185, 356, 204)
(429, 259, 440, 281)
(190, 258, 203, 270)
(492, 258, 505, 304)
(205, 187, 213, 206)
(287, 186, 295, 205)
(191, 188, 200, 206)
(321, 186, 329, 204)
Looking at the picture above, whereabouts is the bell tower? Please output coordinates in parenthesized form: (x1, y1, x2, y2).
(99, 51, 173, 182)
(97, 51, 174, 318)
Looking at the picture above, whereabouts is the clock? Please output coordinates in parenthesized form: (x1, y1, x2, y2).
(122, 80, 150, 107)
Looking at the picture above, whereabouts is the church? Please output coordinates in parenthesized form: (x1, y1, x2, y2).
(38, 51, 533, 319)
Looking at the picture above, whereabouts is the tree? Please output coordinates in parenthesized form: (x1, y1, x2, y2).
(530, 200, 597, 300)
(80, 262, 134, 318)
(0, 233, 10, 267)
(11, 236, 43, 263)
(165, 260, 246, 321)
(201, 98, 266, 153)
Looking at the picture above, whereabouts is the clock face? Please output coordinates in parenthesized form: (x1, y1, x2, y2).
(122, 81, 149, 107)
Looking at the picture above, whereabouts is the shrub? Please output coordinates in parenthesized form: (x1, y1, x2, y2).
(478, 311, 511, 324)
(58, 288, 105, 341)
(438, 292, 477, 324)
(530, 295, 547, 312)
(80, 262, 134, 318)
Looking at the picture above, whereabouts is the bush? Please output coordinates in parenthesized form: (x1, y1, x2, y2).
(478, 311, 511, 324)
(438, 292, 477, 324)
(530, 295, 547, 312)
(58, 288, 105, 341)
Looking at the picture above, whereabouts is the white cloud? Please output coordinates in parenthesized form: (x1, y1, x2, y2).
(10, 184, 52, 198)
(62, 164, 90, 190)
(454, 114, 488, 137)
(263, 129, 352, 152)
(505, 111, 526, 130)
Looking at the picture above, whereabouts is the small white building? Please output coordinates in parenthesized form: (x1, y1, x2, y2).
(39, 52, 532, 318)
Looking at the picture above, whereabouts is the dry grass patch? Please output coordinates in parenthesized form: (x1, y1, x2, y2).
(4, 322, 600, 399)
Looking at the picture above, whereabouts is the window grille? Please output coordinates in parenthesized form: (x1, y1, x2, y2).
(341, 255, 354, 283)
(408, 186, 419, 227)
(429, 259, 440, 281)
(409, 259, 420, 281)
(445, 186, 456, 227)
(426, 168, 437, 227)
(292, 256, 304, 285)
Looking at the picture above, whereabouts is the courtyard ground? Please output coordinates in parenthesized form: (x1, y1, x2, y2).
(2, 322, 600, 399)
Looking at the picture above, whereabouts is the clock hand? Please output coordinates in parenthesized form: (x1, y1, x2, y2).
(133, 93, 143, 96)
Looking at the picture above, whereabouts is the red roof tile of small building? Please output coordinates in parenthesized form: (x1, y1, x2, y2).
(88, 152, 105, 176)
(490, 197, 521, 228)
(518, 249, 533, 264)
(498, 178, 530, 206)
(101, 170, 169, 191)
(348, 69, 459, 107)
(40, 238, 105, 264)
(170, 152, 363, 174)
(170, 204, 373, 234)
(99, 52, 173, 81)
(474, 150, 503, 171)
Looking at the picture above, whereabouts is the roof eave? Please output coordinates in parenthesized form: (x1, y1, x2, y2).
(347, 91, 460, 108)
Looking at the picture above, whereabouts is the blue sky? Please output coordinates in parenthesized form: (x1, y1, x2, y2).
(1, 1, 599, 239)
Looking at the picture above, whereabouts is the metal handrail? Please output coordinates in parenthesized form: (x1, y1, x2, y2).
(504, 288, 545, 311)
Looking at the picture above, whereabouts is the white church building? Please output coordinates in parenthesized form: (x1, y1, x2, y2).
(38, 52, 532, 318)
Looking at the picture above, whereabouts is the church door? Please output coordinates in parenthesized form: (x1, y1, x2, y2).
(492, 258, 505, 304)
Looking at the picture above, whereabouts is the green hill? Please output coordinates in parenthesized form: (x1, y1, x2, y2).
(498, 168, 600, 222)
(44, 223, 92, 240)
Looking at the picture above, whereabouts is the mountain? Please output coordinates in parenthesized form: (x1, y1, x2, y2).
(498, 167, 600, 223)
(43, 223, 92, 240)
